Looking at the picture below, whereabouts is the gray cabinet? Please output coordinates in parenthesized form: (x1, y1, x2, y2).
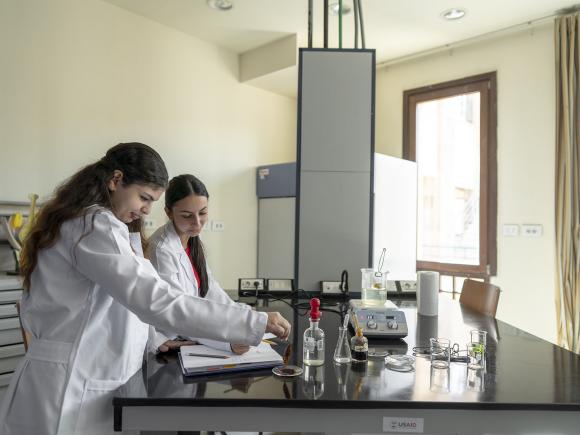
(0, 275, 24, 400)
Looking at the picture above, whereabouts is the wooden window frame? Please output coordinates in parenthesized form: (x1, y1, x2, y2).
(403, 72, 497, 278)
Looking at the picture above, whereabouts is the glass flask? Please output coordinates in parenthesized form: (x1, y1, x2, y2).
(333, 325, 351, 364)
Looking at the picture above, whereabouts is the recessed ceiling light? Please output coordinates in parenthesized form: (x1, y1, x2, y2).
(329, 2, 352, 16)
(207, 0, 233, 11)
(441, 8, 466, 21)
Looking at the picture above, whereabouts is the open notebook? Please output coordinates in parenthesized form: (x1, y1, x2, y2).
(179, 341, 284, 377)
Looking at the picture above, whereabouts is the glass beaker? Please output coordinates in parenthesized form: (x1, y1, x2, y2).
(467, 342, 485, 370)
(333, 326, 351, 363)
(430, 337, 450, 369)
(470, 330, 487, 347)
(361, 268, 388, 306)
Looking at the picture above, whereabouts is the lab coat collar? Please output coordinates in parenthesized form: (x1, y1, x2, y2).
(164, 221, 196, 287)
(86, 204, 129, 235)
(164, 221, 187, 253)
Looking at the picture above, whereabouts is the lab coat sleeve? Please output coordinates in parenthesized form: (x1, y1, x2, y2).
(147, 326, 174, 354)
(147, 246, 182, 351)
(190, 267, 250, 351)
(69, 211, 267, 346)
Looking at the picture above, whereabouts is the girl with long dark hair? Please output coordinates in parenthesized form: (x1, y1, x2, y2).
(148, 174, 250, 354)
(0, 143, 290, 435)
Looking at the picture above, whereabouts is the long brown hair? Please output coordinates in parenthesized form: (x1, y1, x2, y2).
(20, 143, 168, 290)
(165, 174, 210, 297)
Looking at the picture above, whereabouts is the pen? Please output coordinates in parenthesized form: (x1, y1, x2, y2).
(185, 353, 230, 359)
(261, 339, 276, 345)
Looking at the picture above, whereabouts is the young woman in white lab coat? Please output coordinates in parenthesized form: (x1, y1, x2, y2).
(148, 174, 249, 355)
(0, 143, 290, 435)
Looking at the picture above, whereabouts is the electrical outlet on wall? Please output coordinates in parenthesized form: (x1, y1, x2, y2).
(521, 224, 542, 237)
(211, 220, 225, 232)
(267, 279, 294, 293)
(238, 278, 265, 291)
(142, 217, 156, 230)
(398, 280, 417, 292)
(321, 281, 342, 294)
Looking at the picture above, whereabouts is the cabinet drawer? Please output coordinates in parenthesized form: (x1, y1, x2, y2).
(0, 319, 22, 346)
(0, 343, 24, 359)
(0, 344, 25, 373)
(0, 276, 22, 291)
(0, 304, 17, 318)
(0, 290, 22, 304)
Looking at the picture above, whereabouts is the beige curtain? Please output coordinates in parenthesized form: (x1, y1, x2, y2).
(555, 14, 580, 354)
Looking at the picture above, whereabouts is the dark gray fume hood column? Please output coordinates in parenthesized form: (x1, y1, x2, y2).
(296, 49, 375, 293)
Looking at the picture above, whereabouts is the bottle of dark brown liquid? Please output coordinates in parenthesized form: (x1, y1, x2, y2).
(350, 327, 368, 362)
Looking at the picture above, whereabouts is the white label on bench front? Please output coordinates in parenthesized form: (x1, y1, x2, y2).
(383, 417, 424, 433)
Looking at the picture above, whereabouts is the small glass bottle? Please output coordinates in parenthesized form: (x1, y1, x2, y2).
(350, 327, 368, 363)
(303, 298, 325, 366)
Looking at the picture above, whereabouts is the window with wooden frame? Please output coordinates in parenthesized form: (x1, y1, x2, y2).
(403, 72, 497, 280)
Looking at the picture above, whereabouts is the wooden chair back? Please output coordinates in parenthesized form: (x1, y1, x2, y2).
(459, 279, 501, 317)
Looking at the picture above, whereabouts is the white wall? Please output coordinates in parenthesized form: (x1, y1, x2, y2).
(376, 23, 557, 343)
(0, 0, 296, 288)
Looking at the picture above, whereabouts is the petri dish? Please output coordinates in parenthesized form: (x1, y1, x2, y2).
(272, 365, 303, 377)
(368, 348, 389, 357)
(385, 354, 415, 372)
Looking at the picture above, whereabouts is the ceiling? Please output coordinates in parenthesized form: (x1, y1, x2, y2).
(103, 0, 580, 96)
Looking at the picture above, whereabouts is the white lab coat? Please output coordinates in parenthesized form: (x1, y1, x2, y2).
(147, 220, 248, 352)
(0, 206, 267, 435)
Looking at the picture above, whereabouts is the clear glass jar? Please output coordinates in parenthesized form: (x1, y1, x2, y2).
(303, 319, 325, 366)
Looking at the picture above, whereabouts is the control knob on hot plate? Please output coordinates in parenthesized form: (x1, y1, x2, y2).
(387, 319, 398, 329)
(367, 320, 378, 329)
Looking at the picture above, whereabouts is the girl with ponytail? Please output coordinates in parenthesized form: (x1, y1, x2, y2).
(148, 174, 251, 355)
(0, 143, 290, 435)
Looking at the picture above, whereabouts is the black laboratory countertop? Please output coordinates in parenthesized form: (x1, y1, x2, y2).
(114, 295, 580, 412)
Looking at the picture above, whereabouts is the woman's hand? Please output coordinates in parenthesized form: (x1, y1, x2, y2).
(265, 312, 291, 341)
(230, 343, 250, 355)
(158, 339, 197, 353)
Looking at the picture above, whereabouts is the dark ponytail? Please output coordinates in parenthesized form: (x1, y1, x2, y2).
(20, 142, 168, 290)
(165, 174, 210, 297)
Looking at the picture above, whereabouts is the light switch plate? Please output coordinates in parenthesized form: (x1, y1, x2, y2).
(502, 224, 519, 237)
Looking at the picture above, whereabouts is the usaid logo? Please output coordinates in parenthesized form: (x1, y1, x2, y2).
(383, 417, 424, 433)
(392, 421, 417, 429)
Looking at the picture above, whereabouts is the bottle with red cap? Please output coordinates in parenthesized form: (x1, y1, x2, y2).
(303, 298, 325, 366)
